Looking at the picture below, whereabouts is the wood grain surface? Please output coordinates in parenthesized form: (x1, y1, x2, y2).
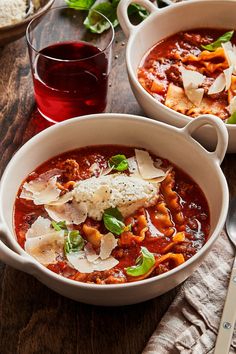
(0, 1, 236, 354)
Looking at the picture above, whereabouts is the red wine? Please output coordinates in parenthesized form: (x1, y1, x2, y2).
(33, 41, 109, 122)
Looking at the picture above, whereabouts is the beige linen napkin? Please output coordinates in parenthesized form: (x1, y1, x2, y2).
(142, 231, 236, 354)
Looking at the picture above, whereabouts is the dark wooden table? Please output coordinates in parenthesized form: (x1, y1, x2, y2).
(0, 3, 236, 354)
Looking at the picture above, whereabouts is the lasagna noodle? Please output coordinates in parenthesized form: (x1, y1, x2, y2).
(182, 47, 229, 74)
(165, 83, 227, 119)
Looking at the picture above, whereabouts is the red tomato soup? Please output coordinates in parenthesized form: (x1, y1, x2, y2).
(138, 28, 236, 121)
(14, 145, 210, 284)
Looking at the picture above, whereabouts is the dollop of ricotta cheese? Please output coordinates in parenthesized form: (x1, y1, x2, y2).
(73, 173, 159, 220)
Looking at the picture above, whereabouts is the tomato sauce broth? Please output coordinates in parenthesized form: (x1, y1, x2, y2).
(138, 28, 236, 120)
(14, 145, 210, 284)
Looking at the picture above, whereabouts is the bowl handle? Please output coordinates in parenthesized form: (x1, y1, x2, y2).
(181, 115, 228, 165)
(0, 222, 39, 275)
(117, 0, 158, 37)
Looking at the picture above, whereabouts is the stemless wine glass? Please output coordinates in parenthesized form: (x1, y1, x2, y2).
(26, 6, 114, 123)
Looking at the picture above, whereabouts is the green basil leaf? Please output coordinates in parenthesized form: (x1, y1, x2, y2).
(128, 3, 149, 20)
(64, 230, 85, 254)
(201, 30, 234, 51)
(108, 154, 128, 171)
(126, 247, 155, 276)
(103, 207, 126, 235)
(227, 111, 236, 124)
(84, 1, 119, 34)
(65, 0, 95, 10)
(51, 220, 67, 231)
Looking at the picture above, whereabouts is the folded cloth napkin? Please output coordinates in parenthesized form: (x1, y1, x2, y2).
(142, 231, 236, 354)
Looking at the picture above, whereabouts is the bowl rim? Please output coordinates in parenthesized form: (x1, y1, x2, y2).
(0, 113, 229, 290)
(125, 0, 236, 130)
(0, 0, 55, 32)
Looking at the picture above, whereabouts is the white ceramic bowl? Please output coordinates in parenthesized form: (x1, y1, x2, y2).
(0, 113, 229, 306)
(117, 0, 236, 152)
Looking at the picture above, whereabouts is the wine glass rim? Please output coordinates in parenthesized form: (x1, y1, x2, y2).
(26, 5, 115, 62)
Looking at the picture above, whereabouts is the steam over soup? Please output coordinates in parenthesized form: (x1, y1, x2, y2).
(138, 29, 236, 123)
(14, 146, 210, 284)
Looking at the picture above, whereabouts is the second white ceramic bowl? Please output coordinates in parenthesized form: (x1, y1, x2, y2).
(0, 113, 229, 305)
(117, 0, 236, 152)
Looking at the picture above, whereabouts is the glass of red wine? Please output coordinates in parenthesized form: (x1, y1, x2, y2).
(26, 6, 114, 123)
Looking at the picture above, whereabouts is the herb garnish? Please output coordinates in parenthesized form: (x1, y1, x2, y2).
(108, 154, 128, 172)
(201, 30, 234, 51)
(65, 0, 149, 33)
(126, 247, 155, 276)
(51, 220, 67, 231)
(51, 221, 85, 254)
(64, 230, 85, 254)
(103, 207, 130, 235)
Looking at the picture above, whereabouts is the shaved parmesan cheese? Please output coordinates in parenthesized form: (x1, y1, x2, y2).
(224, 65, 234, 90)
(20, 175, 61, 205)
(84, 243, 99, 262)
(25, 231, 64, 265)
(67, 231, 118, 272)
(208, 73, 226, 95)
(135, 149, 166, 180)
(185, 87, 204, 107)
(208, 66, 233, 95)
(67, 256, 94, 273)
(222, 42, 236, 74)
(180, 67, 205, 89)
(45, 200, 87, 225)
(99, 233, 117, 260)
(26, 216, 52, 239)
(180, 67, 205, 106)
(92, 257, 119, 271)
(99, 166, 114, 177)
(67, 255, 119, 273)
(47, 191, 74, 206)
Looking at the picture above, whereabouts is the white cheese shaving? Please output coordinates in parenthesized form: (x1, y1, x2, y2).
(67, 232, 118, 272)
(99, 166, 114, 177)
(73, 173, 158, 220)
(208, 73, 226, 95)
(180, 67, 205, 106)
(224, 65, 234, 90)
(45, 200, 87, 225)
(26, 216, 52, 239)
(134, 149, 166, 180)
(208, 66, 233, 95)
(99, 233, 118, 260)
(184, 87, 204, 107)
(84, 243, 99, 262)
(25, 231, 64, 265)
(20, 173, 61, 205)
(47, 191, 74, 206)
(222, 42, 236, 74)
(181, 67, 205, 88)
(67, 255, 119, 273)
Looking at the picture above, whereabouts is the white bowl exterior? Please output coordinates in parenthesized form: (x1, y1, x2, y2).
(0, 114, 229, 305)
(121, 0, 236, 152)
